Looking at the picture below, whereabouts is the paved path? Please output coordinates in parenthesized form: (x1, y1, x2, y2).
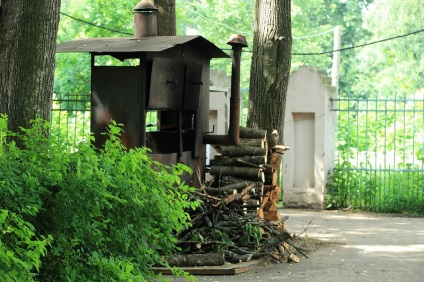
(167, 209, 424, 281)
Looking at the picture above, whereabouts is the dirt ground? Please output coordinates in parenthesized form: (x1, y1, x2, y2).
(165, 208, 424, 281)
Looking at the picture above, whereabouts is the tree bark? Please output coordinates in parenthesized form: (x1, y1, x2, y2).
(239, 138, 265, 148)
(210, 156, 266, 167)
(0, 0, 61, 141)
(166, 253, 225, 267)
(218, 145, 266, 158)
(247, 0, 292, 144)
(210, 166, 264, 182)
(153, 0, 176, 36)
(239, 126, 267, 139)
(204, 181, 249, 195)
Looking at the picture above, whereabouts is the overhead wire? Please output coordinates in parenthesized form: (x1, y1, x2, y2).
(59, 12, 132, 36)
(59, 11, 424, 56)
(292, 27, 424, 56)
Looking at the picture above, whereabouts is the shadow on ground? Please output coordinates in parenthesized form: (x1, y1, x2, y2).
(165, 208, 424, 281)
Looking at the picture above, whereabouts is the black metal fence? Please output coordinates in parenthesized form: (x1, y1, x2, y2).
(331, 93, 424, 213)
(51, 93, 91, 149)
(51, 91, 424, 213)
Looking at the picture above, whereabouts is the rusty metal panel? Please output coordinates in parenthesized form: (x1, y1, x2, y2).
(91, 66, 142, 149)
(148, 57, 184, 109)
(56, 36, 229, 59)
(146, 131, 195, 154)
(184, 62, 204, 110)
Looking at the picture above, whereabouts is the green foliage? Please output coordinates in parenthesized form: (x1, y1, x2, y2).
(0, 209, 52, 282)
(239, 223, 262, 246)
(326, 161, 424, 213)
(0, 115, 198, 281)
(357, 0, 424, 97)
(325, 161, 355, 210)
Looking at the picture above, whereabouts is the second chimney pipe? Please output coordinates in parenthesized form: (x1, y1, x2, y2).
(132, 0, 158, 37)
(204, 34, 248, 146)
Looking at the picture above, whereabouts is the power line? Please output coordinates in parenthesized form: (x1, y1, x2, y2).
(60, 12, 132, 36)
(60, 11, 424, 57)
(292, 28, 424, 56)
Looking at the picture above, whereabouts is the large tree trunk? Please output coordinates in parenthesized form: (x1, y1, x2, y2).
(153, 0, 176, 36)
(0, 0, 61, 140)
(247, 0, 292, 145)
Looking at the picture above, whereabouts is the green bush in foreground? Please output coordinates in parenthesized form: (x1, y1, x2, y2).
(0, 115, 197, 281)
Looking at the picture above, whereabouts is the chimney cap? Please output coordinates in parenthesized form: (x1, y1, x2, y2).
(132, 0, 158, 13)
(226, 34, 248, 47)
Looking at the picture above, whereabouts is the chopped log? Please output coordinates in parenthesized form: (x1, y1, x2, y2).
(263, 185, 276, 192)
(263, 202, 278, 212)
(210, 156, 267, 166)
(262, 164, 273, 174)
(224, 250, 253, 263)
(219, 145, 267, 158)
(289, 253, 300, 263)
(239, 138, 265, 148)
(194, 191, 221, 202)
(244, 200, 260, 211)
(264, 171, 278, 186)
(268, 186, 281, 203)
(263, 210, 280, 221)
(235, 159, 262, 168)
(204, 181, 249, 195)
(239, 127, 267, 139)
(247, 199, 260, 206)
(224, 184, 254, 205)
(268, 153, 282, 170)
(273, 145, 290, 154)
(166, 253, 225, 267)
(256, 208, 264, 219)
(210, 166, 265, 182)
(220, 176, 253, 186)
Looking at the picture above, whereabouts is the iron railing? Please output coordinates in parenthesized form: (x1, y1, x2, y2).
(331, 93, 424, 212)
(50, 93, 91, 150)
(50, 91, 424, 212)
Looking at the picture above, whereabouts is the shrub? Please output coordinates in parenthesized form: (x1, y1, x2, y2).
(0, 115, 197, 281)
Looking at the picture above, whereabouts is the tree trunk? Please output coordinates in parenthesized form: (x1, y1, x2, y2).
(153, 0, 176, 36)
(247, 0, 292, 144)
(0, 0, 61, 141)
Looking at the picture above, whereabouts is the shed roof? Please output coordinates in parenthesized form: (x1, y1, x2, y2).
(56, 35, 229, 58)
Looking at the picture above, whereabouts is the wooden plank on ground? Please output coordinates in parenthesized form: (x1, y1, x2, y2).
(152, 259, 264, 275)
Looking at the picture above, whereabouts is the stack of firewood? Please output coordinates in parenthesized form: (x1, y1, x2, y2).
(171, 184, 306, 267)
(166, 127, 298, 267)
(208, 127, 289, 223)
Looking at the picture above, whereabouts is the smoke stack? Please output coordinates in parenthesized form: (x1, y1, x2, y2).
(203, 34, 248, 146)
(132, 0, 158, 37)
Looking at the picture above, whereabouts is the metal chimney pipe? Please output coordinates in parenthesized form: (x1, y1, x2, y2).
(204, 34, 248, 145)
(132, 0, 158, 37)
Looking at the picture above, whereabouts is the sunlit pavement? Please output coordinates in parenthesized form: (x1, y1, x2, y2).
(165, 208, 424, 281)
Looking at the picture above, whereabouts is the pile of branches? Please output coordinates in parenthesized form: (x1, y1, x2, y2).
(171, 182, 308, 266)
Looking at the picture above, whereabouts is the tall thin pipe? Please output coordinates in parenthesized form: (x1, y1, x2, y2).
(204, 34, 248, 145)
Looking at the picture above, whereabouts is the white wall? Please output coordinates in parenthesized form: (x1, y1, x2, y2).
(282, 66, 337, 209)
(206, 71, 231, 180)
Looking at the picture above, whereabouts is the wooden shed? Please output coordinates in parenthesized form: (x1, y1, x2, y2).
(56, 1, 247, 187)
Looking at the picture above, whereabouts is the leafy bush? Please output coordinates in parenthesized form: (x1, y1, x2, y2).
(0, 115, 197, 281)
(326, 161, 424, 213)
